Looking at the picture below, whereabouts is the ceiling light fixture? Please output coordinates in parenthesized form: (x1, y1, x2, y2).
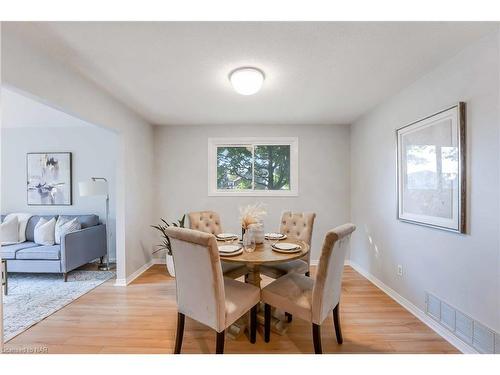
(229, 67, 265, 95)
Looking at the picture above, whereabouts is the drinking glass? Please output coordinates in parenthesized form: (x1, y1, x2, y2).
(243, 232, 256, 253)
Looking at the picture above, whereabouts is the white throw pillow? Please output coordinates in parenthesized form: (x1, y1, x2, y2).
(4, 213, 32, 243)
(1, 216, 19, 245)
(34, 217, 56, 246)
(55, 217, 81, 244)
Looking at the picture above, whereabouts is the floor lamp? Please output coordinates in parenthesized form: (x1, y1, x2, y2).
(79, 177, 111, 271)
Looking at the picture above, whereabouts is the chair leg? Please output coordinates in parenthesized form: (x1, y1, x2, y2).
(285, 312, 293, 323)
(250, 304, 257, 344)
(264, 303, 271, 343)
(174, 312, 185, 354)
(312, 323, 322, 354)
(216, 330, 225, 354)
(333, 303, 343, 344)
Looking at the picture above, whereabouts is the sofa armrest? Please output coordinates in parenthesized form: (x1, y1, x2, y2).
(61, 224, 107, 273)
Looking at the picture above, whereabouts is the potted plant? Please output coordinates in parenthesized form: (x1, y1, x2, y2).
(152, 214, 186, 277)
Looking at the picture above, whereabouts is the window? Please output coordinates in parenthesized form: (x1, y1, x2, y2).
(208, 137, 298, 196)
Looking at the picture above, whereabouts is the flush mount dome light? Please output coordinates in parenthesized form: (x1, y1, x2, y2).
(229, 67, 265, 95)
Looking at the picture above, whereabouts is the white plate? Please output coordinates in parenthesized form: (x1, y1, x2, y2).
(272, 242, 302, 253)
(216, 233, 239, 240)
(219, 246, 243, 257)
(265, 233, 287, 240)
(219, 244, 242, 253)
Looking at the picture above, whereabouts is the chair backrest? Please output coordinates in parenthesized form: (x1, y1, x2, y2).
(279, 211, 316, 263)
(311, 223, 356, 325)
(165, 227, 226, 332)
(188, 211, 223, 235)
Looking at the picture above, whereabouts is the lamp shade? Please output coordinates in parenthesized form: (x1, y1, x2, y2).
(79, 179, 108, 197)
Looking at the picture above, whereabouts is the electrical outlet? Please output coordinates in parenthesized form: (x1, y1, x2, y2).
(397, 264, 403, 276)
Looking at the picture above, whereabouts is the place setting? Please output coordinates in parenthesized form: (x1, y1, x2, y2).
(215, 232, 239, 242)
(215, 233, 242, 256)
(270, 241, 302, 254)
(264, 232, 287, 241)
(218, 243, 243, 256)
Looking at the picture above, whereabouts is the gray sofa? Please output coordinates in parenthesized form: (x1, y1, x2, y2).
(1, 214, 107, 281)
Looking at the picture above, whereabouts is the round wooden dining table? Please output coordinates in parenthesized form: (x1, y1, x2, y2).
(219, 238, 310, 289)
(218, 238, 310, 337)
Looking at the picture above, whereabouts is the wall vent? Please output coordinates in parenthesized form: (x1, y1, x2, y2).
(473, 321, 495, 354)
(455, 311, 473, 345)
(426, 293, 441, 320)
(440, 302, 456, 332)
(425, 292, 498, 354)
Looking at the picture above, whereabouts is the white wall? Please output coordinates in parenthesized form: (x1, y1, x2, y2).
(153, 124, 351, 261)
(1, 24, 155, 282)
(1, 125, 118, 260)
(350, 32, 500, 332)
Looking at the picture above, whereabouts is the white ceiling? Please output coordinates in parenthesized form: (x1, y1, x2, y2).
(4, 22, 497, 126)
(1, 87, 90, 128)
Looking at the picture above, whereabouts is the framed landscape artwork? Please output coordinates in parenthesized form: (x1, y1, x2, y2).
(396, 103, 466, 233)
(27, 152, 73, 206)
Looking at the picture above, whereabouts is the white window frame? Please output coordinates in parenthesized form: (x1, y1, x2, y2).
(208, 137, 299, 197)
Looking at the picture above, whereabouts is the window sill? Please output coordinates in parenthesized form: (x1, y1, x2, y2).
(208, 190, 298, 197)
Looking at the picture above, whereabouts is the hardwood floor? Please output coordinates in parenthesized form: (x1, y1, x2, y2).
(4, 265, 458, 354)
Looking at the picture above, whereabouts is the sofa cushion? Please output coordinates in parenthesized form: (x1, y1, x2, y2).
(15, 245, 61, 260)
(55, 217, 81, 244)
(34, 217, 56, 245)
(26, 215, 58, 242)
(0, 242, 39, 259)
(58, 215, 99, 229)
(1, 216, 19, 245)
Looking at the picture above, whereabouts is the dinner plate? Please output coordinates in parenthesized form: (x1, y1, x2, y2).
(219, 244, 242, 253)
(216, 233, 239, 240)
(271, 242, 302, 254)
(265, 233, 287, 240)
(219, 245, 243, 257)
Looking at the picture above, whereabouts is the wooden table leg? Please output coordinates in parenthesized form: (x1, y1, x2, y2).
(247, 264, 290, 336)
(226, 263, 290, 338)
(246, 264, 261, 288)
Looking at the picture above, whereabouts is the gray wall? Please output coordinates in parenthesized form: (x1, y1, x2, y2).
(153, 124, 351, 261)
(1, 125, 118, 260)
(350, 32, 500, 332)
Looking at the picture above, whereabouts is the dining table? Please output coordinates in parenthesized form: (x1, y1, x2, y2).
(218, 237, 310, 338)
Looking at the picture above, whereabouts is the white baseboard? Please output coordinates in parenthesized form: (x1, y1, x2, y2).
(151, 257, 166, 264)
(114, 257, 166, 286)
(346, 259, 477, 354)
(114, 259, 155, 286)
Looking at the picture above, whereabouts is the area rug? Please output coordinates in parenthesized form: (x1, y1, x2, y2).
(3, 270, 115, 341)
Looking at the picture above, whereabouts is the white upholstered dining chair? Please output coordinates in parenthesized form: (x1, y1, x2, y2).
(260, 211, 316, 278)
(166, 227, 260, 354)
(188, 211, 248, 279)
(261, 223, 356, 354)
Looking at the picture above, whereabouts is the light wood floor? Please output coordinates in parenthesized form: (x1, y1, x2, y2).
(5, 265, 458, 354)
